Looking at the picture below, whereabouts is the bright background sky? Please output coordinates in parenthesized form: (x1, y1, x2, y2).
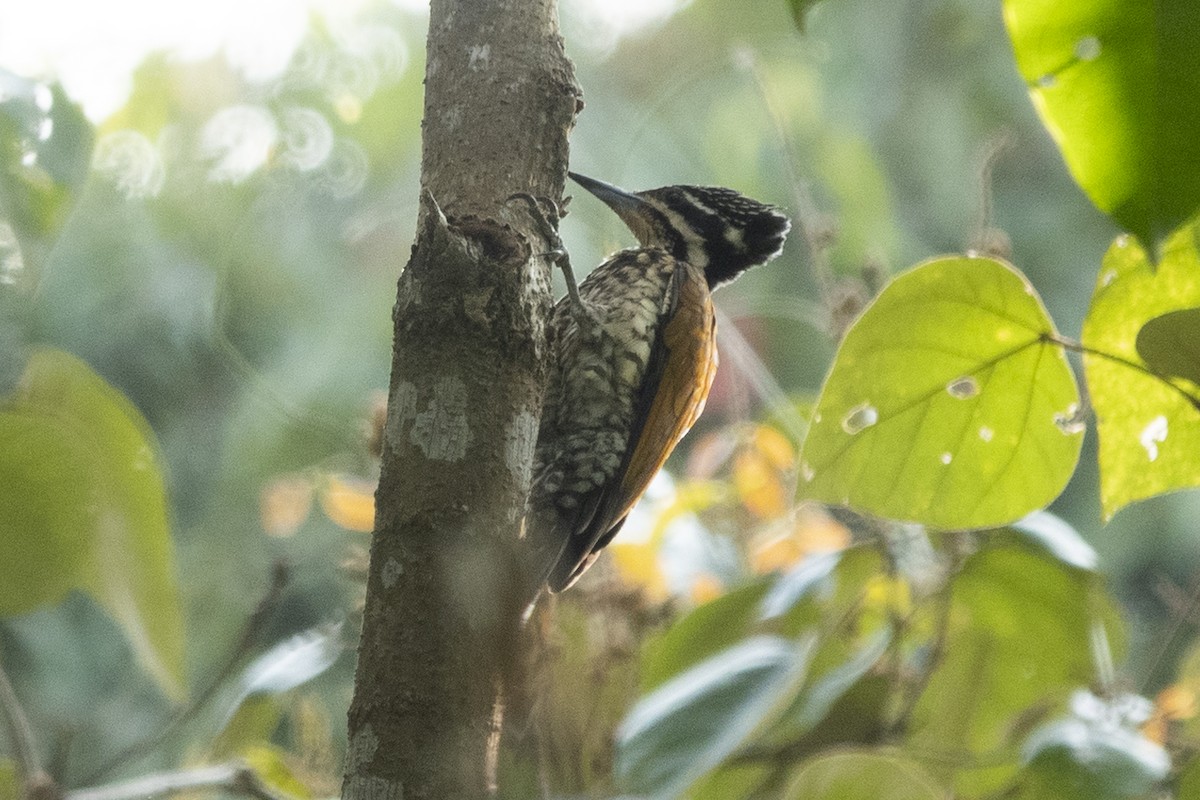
(0, 0, 690, 121)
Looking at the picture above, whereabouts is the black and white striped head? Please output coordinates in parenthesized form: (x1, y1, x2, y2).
(569, 171, 790, 289)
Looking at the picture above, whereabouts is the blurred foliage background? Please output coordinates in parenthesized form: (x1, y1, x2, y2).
(2, 0, 1199, 795)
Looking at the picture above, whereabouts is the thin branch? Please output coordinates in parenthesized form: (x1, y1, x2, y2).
(67, 763, 287, 800)
(80, 561, 291, 783)
(0, 656, 41, 781)
(890, 537, 962, 733)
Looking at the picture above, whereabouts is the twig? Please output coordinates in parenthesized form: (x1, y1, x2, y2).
(0, 657, 41, 781)
(67, 763, 287, 800)
(80, 561, 291, 783)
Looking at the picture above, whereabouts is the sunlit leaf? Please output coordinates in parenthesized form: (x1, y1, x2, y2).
(750, 506, 850, 575)
(212, 695, 284, 758)
(1136, 308, 1200, 384)
(799, 256, 1082, 529)
(609, 537, 672, 602)
(0, 348, 184, 699)
(1021, 692, 1169, 800)
(1003, 0, 1200, 246)
(1081, 228, 1200, 518)
(782, 750, 943, 800)
(319, 474, 375, 531)
(616, 635, 814, 799)
(260, 475, 314, 538)
(242, 744, 313, 799)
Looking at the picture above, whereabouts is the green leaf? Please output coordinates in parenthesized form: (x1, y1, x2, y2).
(1081, 227, 1200, 518)
(1003, 0, 1200, 246)
(616, 635, 814, 799)
(641, 578, 773, 692)
(909, 535, 1124, 795)
(0, 348, 184, 699)
(1136, 307, 1200, 384)
(782, 750, 944, 800)
(1020, 693, 1169, 800)
(799, 256, 1082, 529)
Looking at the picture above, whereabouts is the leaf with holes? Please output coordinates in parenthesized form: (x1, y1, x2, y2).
(1082, 228, 1200, 518)
(798, 256, 1082, 529)
(1003, 0, 1200, 246)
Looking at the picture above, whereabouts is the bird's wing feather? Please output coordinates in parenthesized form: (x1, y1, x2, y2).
(547, 263, 717, 591)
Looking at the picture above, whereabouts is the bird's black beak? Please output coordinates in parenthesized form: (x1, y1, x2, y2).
(568, 171, 645, 215)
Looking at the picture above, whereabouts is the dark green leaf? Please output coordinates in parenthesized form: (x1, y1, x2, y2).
(799, 256, 1082, 529)
(1082, 227, 1200, 518)
(616, 635, 814, 798)
(1003, 0, 1200, 246)
(1136, 307, 1200, 384)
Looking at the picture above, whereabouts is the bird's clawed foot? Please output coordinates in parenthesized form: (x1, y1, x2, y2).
(507, 192, 590, 321)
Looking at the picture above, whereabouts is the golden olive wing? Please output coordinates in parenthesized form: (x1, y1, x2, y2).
(613, 264, 718, 523)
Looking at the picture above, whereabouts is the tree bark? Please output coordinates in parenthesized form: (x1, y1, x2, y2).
(342, 1, 579, 798)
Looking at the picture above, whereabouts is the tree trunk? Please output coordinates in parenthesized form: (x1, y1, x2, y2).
(341, 1, 579, 798)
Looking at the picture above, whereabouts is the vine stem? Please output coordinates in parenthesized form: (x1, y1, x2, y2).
(1044, 333, 1200, 412)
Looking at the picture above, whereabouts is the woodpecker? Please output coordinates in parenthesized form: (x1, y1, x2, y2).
(526, 172, 790, 593)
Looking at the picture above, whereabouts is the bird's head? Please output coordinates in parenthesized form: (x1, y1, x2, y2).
(568, 171, 790, 288)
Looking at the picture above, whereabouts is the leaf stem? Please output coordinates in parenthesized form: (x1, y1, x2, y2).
(0, 656, 55, 797)
(1046, 333, 1200, 412)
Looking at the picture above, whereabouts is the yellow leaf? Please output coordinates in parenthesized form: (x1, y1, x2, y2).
(608, 540, 669, 603)
(733, 449, 788, 518)
(749, 505, 850, 574)
(689, 573, 725, 604)
(792, 504, 851, 554)
(320, 475, 376, 532)
(753, 425, 795, 469)
(260, 476, 314, 538)
(242, 744, 311, 799)
(750, 533, 805, 574)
